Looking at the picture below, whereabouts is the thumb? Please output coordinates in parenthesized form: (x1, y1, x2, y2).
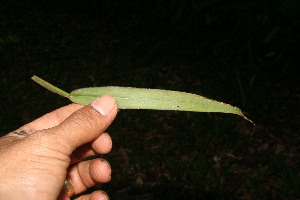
(46, 95, 118, 155)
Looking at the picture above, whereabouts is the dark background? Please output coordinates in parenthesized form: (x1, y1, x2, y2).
(1, 0, 299, 199)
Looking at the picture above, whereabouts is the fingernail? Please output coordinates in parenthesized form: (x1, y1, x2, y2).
(99, 191, 110, 200)
(91, 95, 117, 116)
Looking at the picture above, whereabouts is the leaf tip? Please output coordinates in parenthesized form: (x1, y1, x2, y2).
(31, 75, 70, 98)
(240, 114, 255, 126)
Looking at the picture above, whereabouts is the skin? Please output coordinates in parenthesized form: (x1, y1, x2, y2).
(0, 95, 118, 200)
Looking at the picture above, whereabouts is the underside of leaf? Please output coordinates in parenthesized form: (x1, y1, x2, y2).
(31, 75, 254, 124)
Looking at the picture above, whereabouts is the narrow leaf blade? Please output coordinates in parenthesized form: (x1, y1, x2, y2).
(69, 87, 253, 124)
(31, 76, 254, 124)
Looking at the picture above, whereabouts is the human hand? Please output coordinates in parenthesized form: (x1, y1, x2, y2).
(0, 95, 118, 200)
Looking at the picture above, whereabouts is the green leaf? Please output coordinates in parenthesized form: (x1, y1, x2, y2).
(31, 75, 254, 124)
(31, 76, 69, 97)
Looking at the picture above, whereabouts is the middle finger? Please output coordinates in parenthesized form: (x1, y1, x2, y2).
(67, 158, 111, 195)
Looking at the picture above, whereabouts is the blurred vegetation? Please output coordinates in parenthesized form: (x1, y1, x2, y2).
(1, 0, 299, 199)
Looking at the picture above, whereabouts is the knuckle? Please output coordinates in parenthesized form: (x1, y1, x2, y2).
(73, 108, 102, 130)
